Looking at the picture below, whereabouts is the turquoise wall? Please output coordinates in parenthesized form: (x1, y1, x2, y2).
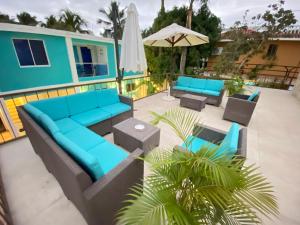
(72, 38, 117, 82)
(0, 31, 72, 92)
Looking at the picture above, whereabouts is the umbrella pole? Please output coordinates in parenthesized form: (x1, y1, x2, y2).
(163, 45, 175, 101)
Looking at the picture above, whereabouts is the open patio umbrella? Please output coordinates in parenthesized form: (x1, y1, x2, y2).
(143, 23, 209, 100)
(120, 3, 147, 78)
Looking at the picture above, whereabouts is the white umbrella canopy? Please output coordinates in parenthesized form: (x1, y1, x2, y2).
(120, 3, 147, 72)
(143, 23, 209, 47)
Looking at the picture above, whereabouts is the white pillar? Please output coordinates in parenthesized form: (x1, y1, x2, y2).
(65, 36, 79, 83)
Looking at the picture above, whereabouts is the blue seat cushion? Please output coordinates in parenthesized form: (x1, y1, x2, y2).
(218, 123, 240, 156)
(101, 103, 131, 116)
(54, 132, 104, 180)
(31, 96, 69, 120)
(96, 88, 120, 107)
(39, 113, 60, 136)
(64, 126, 105, 150)
(205, 80, 224, 92)
(67, 91, 98, 116)
(181, 136, 218, 153)
(190, 78, 206, 89)
(248, 90, 260, 101)
(55, 118, 82, 134)
(200, 89, 220, 96)
(71, 108, 112, 127)
(24, 104, 43, 122)
(177, 76, 192, 87)
(173, 86, 190, 91)
(88, 141, 129, 175)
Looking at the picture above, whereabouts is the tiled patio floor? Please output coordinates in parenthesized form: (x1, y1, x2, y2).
(1, 88, 300, 225)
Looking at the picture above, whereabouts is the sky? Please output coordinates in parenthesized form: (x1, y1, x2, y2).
(1, 0, 300, 35)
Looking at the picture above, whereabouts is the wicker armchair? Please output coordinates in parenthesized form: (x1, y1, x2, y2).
(223, 93, 260, 126)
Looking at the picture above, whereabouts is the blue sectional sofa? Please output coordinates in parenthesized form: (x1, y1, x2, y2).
(18, 88, 143, 225)
(176, 123, 247, 159)
(171, 76, 225, 106)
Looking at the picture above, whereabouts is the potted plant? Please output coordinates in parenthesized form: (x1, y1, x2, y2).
(225, 75, 245, 96)
(117, 108, 278, 225)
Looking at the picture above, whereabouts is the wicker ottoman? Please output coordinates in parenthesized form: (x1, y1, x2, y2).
(113, 118, 160, 154)
(180, 94, 207, 111)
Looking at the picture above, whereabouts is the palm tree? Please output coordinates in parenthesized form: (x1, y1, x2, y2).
(16, 12, 39, 26)
(97, 1, 125, 39)
(41, 15, 63, 29)
(0, 12, 16, 23)
(117, 108, 278, 225)
(59, 9, 88, 33)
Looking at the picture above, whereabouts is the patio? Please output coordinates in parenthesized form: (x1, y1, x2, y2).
(0, 87, 300, 225)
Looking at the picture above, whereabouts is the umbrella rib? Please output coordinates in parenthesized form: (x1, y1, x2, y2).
(184, 36, 192, 46)
(173, 34, 187, 46)
(195, 35, 208, 43)
(150, 40, 157, 46)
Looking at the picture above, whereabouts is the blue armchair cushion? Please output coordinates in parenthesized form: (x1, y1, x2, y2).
(54, 132, 104, 180)
(31, 96, 69, 120)
(24, 104, 43, 122)
(205, 80, 224, 92)
(218, 123, 240, 156)
(248, 90, 260, 101)
(88, 141, 128, 176)
(101, 103, 131, 117)
(96, 88, 120, 107)
(71, 108, 112, 127)
(67, 91, 98, 115)
(189, 78, 206, 89)
(64, 126, 105, 150)
(181, 136, 218, 153)
(55, 118, 82, 134)
(177, 76, 192, 87)
(39, 113, 60, 136)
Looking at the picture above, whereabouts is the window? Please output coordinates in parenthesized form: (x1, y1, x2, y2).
(212, 47, 223, 55)
(266, 44, 278, 58)
(13, 39, 49, 67)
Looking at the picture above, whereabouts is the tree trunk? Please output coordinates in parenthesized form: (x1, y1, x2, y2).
(160, 0, 165, 13)
(179, 0, 194, 74)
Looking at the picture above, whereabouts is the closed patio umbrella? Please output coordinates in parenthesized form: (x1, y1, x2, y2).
(143, 23, 209, 100)
(120, 3, 147, 77)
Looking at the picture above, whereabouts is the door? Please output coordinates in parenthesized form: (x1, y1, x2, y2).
(80, 47, 93, 76)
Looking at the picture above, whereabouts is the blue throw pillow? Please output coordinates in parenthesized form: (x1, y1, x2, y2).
(97, 88, 120, 107)
(248, 90, 260, 101)
(205, 80, 224, 92)
(66, 91, 98, 115)
(39, 113, 60, 136)
(177, 76, 192, 87)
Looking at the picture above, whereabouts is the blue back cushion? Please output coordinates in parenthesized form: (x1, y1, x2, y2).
(96, 88, 120, 107)
(205, 80, 224, 92)
(177, 76, 192, 87)
(190, 78, 206, 89)
(218, 123, 240, 156)
(67, 91, 98, 115)
(54, 132, 104, 180)
(24, 104, 43, 122)
(39, 113, 60, 136)
(31, 97, 69, 121)
(248, 90, 260, 101)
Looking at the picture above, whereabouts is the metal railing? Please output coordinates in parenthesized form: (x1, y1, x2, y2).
(0, 76, 167, 145)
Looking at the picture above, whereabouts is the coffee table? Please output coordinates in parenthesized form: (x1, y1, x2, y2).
(180, 94, 207, 111)
(113, 118, 160, 154)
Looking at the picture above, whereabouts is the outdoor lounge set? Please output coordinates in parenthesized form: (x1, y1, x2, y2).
(18, 88, 144, 225)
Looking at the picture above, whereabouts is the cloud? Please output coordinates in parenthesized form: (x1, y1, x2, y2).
(1, 0, 299, 35)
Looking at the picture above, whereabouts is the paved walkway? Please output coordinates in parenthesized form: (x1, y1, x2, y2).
(0, 88, 300, 225)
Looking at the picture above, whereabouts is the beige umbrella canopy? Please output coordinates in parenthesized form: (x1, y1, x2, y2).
(143, 23, 209, 100)
(144, 23, 209, 47)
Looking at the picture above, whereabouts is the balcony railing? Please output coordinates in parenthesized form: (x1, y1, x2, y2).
(0, 76, 167, 145)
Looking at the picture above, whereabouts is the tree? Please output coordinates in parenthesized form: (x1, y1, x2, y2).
(97, 1, 126, 39)
(59, 9, 88, 33)
(117, 108, 278, 225)
(213, 0, 297, 77)
(41, 15, 64, 29)
(17, 12, 39, 26)
(0, 12, 15, 23)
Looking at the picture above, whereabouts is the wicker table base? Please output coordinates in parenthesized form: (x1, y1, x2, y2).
(113, 118, 160, 154)
(180, 94, 207, 111)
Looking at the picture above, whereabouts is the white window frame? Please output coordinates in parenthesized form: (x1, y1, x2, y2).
(12, 38, 51, 68)
(73, 44, 110, 77)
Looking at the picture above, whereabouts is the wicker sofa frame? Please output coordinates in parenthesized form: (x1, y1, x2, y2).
(0, 169, 14, 225)
(17, 95, 143, 225)
(170, 81, 225, 106)
(175, 124, 247, 159)
(223, 93, 260, 126)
